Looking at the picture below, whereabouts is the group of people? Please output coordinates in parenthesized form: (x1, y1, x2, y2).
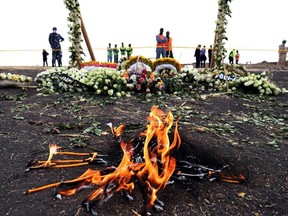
(156, 28, 174, 59)
(194, 45, 213, 68)
(107, 43, 133, 63)
(42, 27, 64, 67)
(228, 49, 240, 65)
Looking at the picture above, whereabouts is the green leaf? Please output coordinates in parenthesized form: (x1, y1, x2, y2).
(12, 116, 24, 120)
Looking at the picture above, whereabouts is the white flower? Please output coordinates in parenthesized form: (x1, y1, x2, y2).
(0, 73, 7, 80)
(116, 92, 122, 97)
(108, 89, 114, 96)
(130, 74, 137, 82)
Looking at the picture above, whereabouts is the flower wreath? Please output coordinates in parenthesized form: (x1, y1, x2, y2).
(123, 56, 154, 71)
(153, 58, 182, 77)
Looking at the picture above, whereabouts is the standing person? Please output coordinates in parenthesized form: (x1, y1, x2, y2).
(208, 45, 213, 67)
(120, 42, 127, 61)
(194, 44, 201, 68)
(165, 31, 173, 58)
(126, 44, 133, 59)
(228, 51, 234, 64)
(57, 51, 63, 67)
(232, 49, 237, 63)
(48, 27, 64, 67)
(107, 43, 113, 62)
(156, 28, 167, 59)
(200, 45, 207, 68)
(42, 49, 49, 67)
(276, 40, 287, 70)
(235, 50, 240, 64)
(113, 44, 119, 63)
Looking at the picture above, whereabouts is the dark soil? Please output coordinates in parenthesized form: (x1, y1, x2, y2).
(0, 66, 287, 216)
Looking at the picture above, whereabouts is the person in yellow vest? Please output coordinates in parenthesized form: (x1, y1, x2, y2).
(165, 31, 173, 58)
(107, 43, 113, 62)
(126, 44, 133, 59)
(276, 40, 287, 70)
(113, 44, 119, 63)
(156, 28, 167, 59)
(120, 42, 127, 61)
(232, 49, 237, 60)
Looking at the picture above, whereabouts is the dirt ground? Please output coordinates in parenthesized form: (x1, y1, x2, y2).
(0, 64, 287, 216)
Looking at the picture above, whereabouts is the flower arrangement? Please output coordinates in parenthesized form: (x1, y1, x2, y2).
(213, 0, 232, 69)
(35, 67, 129, 97)
(35, 67, 88, 94)
(153, 58, 182, 73)
(123, 56, 153, 71)
(81, 68, 129, 97)
(230, 71, 286, 95)
(80, 61, 118, 69)
(35, 58, 286, 97)
(64, 0, 84, 68)
(123, 66, 159, 94)
(0, 72, 33, 83)
(179, 65, 286, 96)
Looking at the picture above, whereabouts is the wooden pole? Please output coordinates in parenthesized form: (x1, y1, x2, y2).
(79, 13, 96, 61)
(210, 33, 217, 68)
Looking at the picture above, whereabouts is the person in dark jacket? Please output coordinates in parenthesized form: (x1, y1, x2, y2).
(194, 44, 201, 68)
(208, 45, 213, 67)
(48, 27, 64, 67)
(42, 49, 49, 67)
(200, 45, 207, 68)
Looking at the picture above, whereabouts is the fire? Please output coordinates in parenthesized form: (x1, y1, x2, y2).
(25, 106, 246, 215)
(136, 106, 181, 208)
(26, 143, 101, 170)
(25, 106, 181, 214)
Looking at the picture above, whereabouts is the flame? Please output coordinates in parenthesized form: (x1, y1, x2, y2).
(136, 106, 181, 208)
(26, 106, 181, 212)
(107, 122, 126, 138)
(26, 144, 99, 170)
(25, 105, 248, 215)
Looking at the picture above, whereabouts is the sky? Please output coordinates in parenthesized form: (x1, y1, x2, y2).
(0, 0, 287, 66)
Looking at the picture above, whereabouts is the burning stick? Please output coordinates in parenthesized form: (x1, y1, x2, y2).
(26, 144, 106, 171)
(176, 161, 247, 184)
(24, 168, 100, 194)
(106, 122, 125, 139)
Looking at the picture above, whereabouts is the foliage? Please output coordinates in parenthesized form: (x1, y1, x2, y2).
(34, 60, 286, 97)
(35, 67, 88, 94)
(213, 0, 232, 69)
(0, 73, 33, 83)
(230, 71, 286, 95)
(64, 0, 84, 68)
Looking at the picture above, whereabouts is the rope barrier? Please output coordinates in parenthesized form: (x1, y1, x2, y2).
(0, 47, 283, 52)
